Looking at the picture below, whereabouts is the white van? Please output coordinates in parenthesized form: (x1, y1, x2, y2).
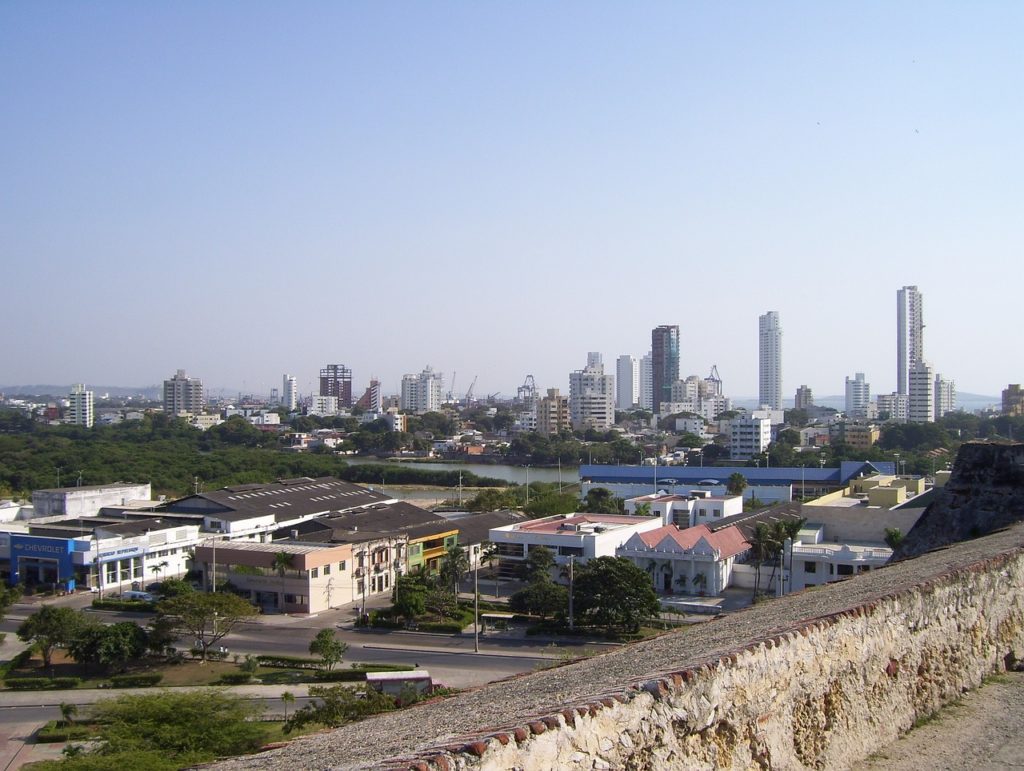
(122, 590, 155, 602)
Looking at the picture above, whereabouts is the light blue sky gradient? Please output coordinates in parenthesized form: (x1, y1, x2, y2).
(2, 3, 1020, 399)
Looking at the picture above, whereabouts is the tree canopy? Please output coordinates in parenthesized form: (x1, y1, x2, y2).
(572, 557, 661, 632)
(17, 604, 84, 668)
(156, 591, 258, 661)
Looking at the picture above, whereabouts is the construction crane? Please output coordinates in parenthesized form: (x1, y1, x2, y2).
(705, 365, 723, 397)
(465, 375, 478, 404)
(517, 374, 537, 405)
(447, 371, 457, 403)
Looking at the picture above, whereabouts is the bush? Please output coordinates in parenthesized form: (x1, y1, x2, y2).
(369, 615, 404, 629)
(313, 670, 364, 682)
(417, 621, 465, 634)
(218, 672, 255, 685)
(36, 720, 91, 742)
(110, 673, 163, 688)
(92, 598, 157, 612)
(5, 677, 53, 690)
(255, 654, 321, 669)
(51, 677, 82, 689)
(0, 648, 33, 679)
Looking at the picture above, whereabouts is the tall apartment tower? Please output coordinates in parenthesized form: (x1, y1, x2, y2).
(794, 385, 814, 410)
(934, 373, 956, 420)
(897, 286, 924, 396)
(400, 367, 443, 414)
(319, 364, 353, 407)
(163, 370, 204, 416)
(908, 360, 936, 423)
(67, 383, 94, 428)
(639, 353, 653, 411)
(758, 312, 782, 410)
(569, 356, 615, 431)
(844, 373, 871, 418)
(356, 379, 382, 412)
(615, 355, 639, 410)
(282, 374, 298, 411)
(651, 325, 680, 414)
(536, 388, 571, 436)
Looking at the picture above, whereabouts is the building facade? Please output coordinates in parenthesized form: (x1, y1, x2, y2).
(758, 311, 782, 410)
(730, 416, 772, 460)
(67, 383, 94, 428)
(163, 369, 204, 416)
(934, 374, 956, 420)
(569, 358, 615, 431)
(794, 385, 814, 411)
(639, 353, 653, 411)
(400, 367, 443, 414)
(282, 374, 298, 411)
(1004, 384, 1024, 417)
(897, 285, 924, 395)
(536, 388, 571, 435)
(651, 325, 679, 414)
(877, 392, 909, 422)
(908, 360, 935, 423)
(844, 372, 871, 418)
(319, 364, 353, 408)
(616, 354, 639, 410)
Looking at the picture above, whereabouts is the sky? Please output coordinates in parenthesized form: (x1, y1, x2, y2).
(2, 2, 1021, 400)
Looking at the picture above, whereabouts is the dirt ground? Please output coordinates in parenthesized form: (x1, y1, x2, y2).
(854, 671, 1024, 770)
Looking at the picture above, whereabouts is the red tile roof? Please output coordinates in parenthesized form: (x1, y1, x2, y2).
(635, 523, 749, 559)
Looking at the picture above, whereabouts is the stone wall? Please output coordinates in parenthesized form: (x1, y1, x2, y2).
(213, 524, 1024, 771)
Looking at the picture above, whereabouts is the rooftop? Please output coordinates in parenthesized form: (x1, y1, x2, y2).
(513, 513, 657, 535)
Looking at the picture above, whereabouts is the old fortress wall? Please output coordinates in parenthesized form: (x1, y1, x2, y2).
(215, 521, 1024, 770)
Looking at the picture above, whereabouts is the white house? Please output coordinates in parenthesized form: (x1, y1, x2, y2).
(624, 492, 743, 528)
(617, 523, 749, 596)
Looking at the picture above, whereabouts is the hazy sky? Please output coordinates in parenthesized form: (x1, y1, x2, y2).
(2, 3, 1020, 400)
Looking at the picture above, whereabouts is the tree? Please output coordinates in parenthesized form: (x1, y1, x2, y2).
(726, 473, 748, 497)
(392, 574, 427, 620)
(17, 605, 84, 669)
(68, 621, 146, 673)
(508, 581, 568, 619)
(584, 487, 625, 514)
(0, 582, 23, 621)
(272, 551, 296, 611)
(308, 628, 348, 671)
(573, 557, 661, 633)
(281, 691, 296, 721)
(520, 545, 556, 583)
(480, 542, 500, 598)
(884, 528, 905, 550)
(748, 523, 780, 600)
(156, 592, 258, 662)
(439, 544, 470, 597)
(59, 701, 78, 727)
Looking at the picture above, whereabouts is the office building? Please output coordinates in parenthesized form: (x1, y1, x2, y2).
(651, 325, 680, 414)
(845, 373, 871, 418)
(319, 364, 353, 408)
(794, 385, 814, 411)
(400, 367, 443, 414)
(1003, 384, 1024, 417)
(536, 388, 571, 436)
(730, 416, 772, 460)
(639, 354, 653, 411)
(569, 357, 615, 431)
(934, 374, 956, 420)
(356, 379, 382, 413)
(877, 392, 909, 423)
(908, 360, 935, 423)
(616, 355, 639, 410)
(67, 383, 94, 428)
(282, 374, 298, 411)
(163, 370, 204, 416)
(897, 286, 924, 395)
(758, 312, 782, 410)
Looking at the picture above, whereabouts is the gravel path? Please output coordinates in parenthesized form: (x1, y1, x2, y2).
(855, 671, 1024, 770)
(211, 525, 1024, 770)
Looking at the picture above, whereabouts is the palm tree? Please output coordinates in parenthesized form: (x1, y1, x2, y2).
(271, 551, 296, 612)
(59, 701, 77, 727)
(480, 542, 500, 598)
(281, 691, 295, 720)
(748, 523, 779, 601)
(440, 545, 470, 597)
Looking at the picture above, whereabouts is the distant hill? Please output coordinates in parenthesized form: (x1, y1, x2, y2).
(0, 384, 162, 400)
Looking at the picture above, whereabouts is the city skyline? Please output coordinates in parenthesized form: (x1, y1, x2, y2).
(3, 5, 1019, 397)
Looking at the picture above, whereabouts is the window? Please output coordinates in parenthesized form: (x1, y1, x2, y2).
(804, 561, 817, 573)
(323, 564, 331, 576)
(713, 509, 722, 517)
(310, 567, 319, 578)
(558, 546, 584, 557)
(339, 560, 346, 571)
(837, 564, 853, 576)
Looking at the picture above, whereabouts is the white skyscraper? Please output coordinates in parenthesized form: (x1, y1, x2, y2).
(844, 373, 871, 418)
(897, 285, 924, 396)
(163, 369, 204, 416)
(935, 373, 956, 420)
(283, 374, 298, 411)
(615, 355, 639, 410)
(758, 312, 782, 410)
(639, 353, 653, 411)
(908, 360, 935, 423)
(569, 356, 615, 431)
(67, 383, 94, 428)
(400, 367, 443, 414)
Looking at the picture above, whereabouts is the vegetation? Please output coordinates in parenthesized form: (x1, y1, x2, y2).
(156, 591, 258, 662)
(17, 605, 85, 669)
(572, 557, 661, 633)
(308, 629, 348, 671)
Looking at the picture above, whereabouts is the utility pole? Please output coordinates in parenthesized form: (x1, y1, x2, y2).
(567, 556, 575, 631)
(473, 558, 480, 653)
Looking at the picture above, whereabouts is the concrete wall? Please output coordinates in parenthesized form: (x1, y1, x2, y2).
(213, 524, 1024, 771)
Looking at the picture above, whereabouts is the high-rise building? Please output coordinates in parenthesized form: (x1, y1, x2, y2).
(163, 370, 204, 416)
(758, 312, 782, 410)
(651, 325, 679, 414)
(356, 379, 382, 413)
(67, 383, 94, 428)
(934, 374, 956, 420)
(586, 352, 603, 370)
(319, 364, 353, 408)
(794, 385, 814, 410)
(877, 392, 909, 422)
(639, 353, 653, 411)
(536, 388, 571, 435)
(730, 416, 771, 460)
(569, 357, 615, 431)
(897, 286, 924, 396)
(615, 355, 639, 410)
(908, 360, 935, 423)
(282, 374, 298, 411)
(400, 367, 443, 414)
(1003, 384, 1024, 417)
(844, 373, 871, 418)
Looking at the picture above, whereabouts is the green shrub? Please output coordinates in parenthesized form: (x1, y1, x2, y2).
(218, 672, 255, 685)
(313, 669, 364, 682)
(110, 673, 163, 688)
(369, 616, 404, 629)
(417, 621, 465, 634)
(36, 720, 91, 742)
(5, 677, 52, 690)
(0, 648, 33, 679)
(92, 598, 157, 612)
(255, 654, 321, 669)
(51, 677, 82, 689)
